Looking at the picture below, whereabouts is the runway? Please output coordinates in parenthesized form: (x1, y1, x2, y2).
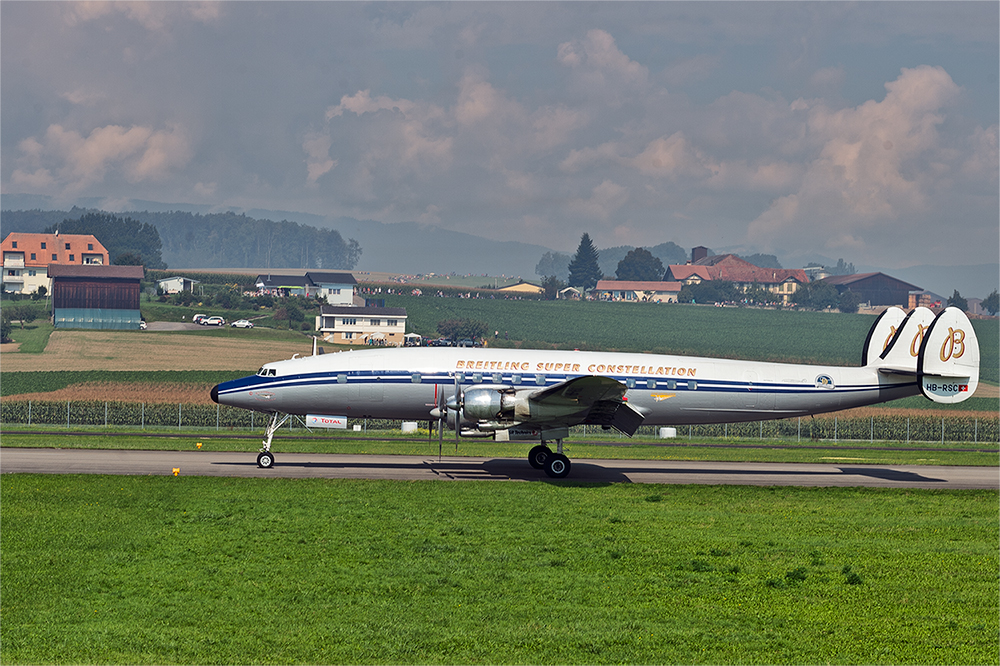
(2, 448, 997, 489)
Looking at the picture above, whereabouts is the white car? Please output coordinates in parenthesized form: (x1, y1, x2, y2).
(193, 314, 208, 325)
(204, 316, 225, 326)
(231, 319, 254, 328)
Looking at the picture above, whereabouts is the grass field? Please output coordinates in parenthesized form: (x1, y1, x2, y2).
(2, 475, 995, 665)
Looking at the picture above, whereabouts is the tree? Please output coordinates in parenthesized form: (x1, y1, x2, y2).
(947, 290, 968, 312)
(541, 275, 565, 300)
(1, 312, 12, 343)
(838, 290, 862, 314)
(615, 247, 665, 282)
(535, 252, 571, 281)
(113, 251, 144, 266)
(982, 289, 999, 316)
(567, 233, 602, 291)
(8, 303, 38, 329)
(793, 282, 841, 310)
(46, 212, 167, 269)
(437, 318, 488, 341)
(830, 258, 855, 276)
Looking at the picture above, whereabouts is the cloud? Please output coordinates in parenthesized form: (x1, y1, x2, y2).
(302, 132, 336, 185)
(63, 1, 220, 32)
(748, 66, 963, 252)
(568, 179, 629, 221)
(11, 122, 192, 194)
(558, 29, 649, 103)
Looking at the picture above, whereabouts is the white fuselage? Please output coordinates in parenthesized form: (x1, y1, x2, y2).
(213, 346, 918, 427)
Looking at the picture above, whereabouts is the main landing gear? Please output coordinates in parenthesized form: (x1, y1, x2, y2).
(258, 412, 290, 468)
(527, 439, 571, 479)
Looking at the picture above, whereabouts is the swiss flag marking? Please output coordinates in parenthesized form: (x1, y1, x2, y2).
(959, 385, 969, 392)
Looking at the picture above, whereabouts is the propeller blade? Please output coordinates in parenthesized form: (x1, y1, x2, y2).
(454, 373, 462, 451)
(438, 384, 444, 460)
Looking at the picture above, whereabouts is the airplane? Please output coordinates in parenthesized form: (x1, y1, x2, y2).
(211, 306, 980, 478)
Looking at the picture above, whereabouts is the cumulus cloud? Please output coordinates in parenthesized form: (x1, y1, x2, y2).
(568, 179, 629, 221)
(11, 123, 192, 194)
(63, 1, 220, 31)
(748, 66, 963, 252)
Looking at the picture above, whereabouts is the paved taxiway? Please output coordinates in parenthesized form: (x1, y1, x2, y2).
(2, 448, 996, 488)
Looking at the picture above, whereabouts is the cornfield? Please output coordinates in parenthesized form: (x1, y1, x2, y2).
(2, 399, 997, 443)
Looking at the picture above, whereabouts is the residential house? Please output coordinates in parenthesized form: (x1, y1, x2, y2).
(316, 305, 408, 346)
(255, 271, 357, 305)
(664, 254, 808, 304)
(595, 280, 682, 303)
(1, 232, 109, 295)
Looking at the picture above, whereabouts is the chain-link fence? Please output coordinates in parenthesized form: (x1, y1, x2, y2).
(2, 399, 997, 444)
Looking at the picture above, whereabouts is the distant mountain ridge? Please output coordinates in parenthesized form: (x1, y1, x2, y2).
(2, 194, 996, 297)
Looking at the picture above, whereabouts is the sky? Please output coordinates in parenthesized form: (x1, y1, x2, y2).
(2, 1, 997, 269)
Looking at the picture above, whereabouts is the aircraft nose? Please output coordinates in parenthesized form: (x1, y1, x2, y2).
(210, 385, 219, 404)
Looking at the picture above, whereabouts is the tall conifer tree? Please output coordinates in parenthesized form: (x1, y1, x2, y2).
(567, 233, 602, 290)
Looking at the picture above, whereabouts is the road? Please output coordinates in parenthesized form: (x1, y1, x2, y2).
(2, 448, 996, 488)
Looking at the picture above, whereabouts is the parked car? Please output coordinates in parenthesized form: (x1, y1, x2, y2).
(231, 319, 254, 328)
(139, 320, 147, 330)
(204, 316, 225, 326)
(192, 314, 208, 325)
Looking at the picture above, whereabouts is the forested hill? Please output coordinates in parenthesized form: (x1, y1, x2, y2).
(1, 208, 361, 270)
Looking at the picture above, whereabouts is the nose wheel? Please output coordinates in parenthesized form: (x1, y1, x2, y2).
(257, 451, 275, 468)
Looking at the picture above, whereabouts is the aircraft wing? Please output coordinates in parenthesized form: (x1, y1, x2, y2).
(528, 375, 645, 436)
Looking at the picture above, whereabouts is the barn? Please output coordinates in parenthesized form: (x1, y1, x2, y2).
(819, 272, 921, 307)
(49, 264, 145, 330)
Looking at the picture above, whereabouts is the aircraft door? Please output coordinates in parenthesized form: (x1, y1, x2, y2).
(349, 354, 384, 403)
(743, 370, 774, 411)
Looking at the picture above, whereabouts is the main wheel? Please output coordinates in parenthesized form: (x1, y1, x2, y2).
(544, 453, 571, 479)
(257, 451, 275, 468)
(528, 445, 552, 469)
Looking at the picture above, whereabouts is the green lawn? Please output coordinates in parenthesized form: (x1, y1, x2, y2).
(2, 475, 995, 665)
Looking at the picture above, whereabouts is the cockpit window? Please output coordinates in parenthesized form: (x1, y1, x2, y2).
(257, 367, 277, 377)
(257, 367, 266, 376)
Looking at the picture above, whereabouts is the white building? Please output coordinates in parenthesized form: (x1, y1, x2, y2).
(316, 305, 408, 346)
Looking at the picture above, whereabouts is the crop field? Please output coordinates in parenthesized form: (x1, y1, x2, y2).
(0, 330, 313, 372)
(2, 475, 996, 665)
(387, 296, 1000, 383)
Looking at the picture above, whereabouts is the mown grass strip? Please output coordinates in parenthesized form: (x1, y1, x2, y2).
(2, 431, 996, 467)
(2, 476, 996, 665)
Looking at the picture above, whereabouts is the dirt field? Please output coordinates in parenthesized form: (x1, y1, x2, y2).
(0, 331, 314, 372)
(8, 382, 217, 405)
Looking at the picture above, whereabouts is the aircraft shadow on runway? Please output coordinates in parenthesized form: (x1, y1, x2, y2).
(211, 458, 948, 485)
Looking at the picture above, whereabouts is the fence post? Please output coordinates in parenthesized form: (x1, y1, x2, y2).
(834, 417, 838, 443)
(975, 418, 978, 443)
(217, 403, 220, 431)
(941, 418, 944, 445)
(797, 417, 800, 442)
(870, 416, 873, 443)
(178, 403, 182, 431)
(906, 417, 910, 443)
(28, 401, 31, 427)
(67, 401, 70, 429)
(142, 403, 145, 430)
(105, 402, 108, 428)
(759, 421, 762, 440)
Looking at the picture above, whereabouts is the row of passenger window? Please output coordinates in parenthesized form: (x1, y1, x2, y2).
(330, 372, 696, 390)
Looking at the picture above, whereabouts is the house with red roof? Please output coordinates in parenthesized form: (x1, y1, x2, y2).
(664, 254, 809, 304)
(2, 232, 109, 295)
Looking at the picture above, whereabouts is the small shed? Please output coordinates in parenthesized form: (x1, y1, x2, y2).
(49, 264, 145, 329)
(157, 276, 200, 294)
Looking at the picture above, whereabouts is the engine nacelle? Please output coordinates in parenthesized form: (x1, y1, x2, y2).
(462, 387, 518, 421)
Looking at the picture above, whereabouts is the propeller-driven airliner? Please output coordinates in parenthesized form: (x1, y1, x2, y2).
(211, 306, 979, 478)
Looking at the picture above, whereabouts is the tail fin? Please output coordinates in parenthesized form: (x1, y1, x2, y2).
(918, 307, 980, 403)
(862, 306, 907, 366)
(873, 306, 937, 374)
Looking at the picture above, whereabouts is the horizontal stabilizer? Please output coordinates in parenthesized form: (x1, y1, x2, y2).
(918, 307, 980, 403)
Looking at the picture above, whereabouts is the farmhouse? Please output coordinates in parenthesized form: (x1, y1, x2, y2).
(664, 254, 808, 304)
(820, 273, 920, 307)
(316, 305, 408, 346)
(49, 264, 144, 330)
(255, 271, 357, 305)
(595, 280, 682, 303)
(1, 232, 109, 295)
